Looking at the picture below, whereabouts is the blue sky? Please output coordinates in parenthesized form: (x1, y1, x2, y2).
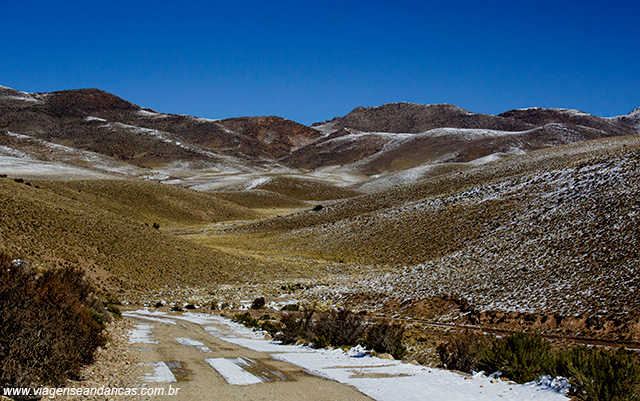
(1, 1, 638, 124)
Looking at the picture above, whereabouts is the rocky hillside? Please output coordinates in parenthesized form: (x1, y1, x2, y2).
(228, 135, 640, 320)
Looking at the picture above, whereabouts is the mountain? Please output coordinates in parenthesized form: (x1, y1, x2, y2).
(312, 102, 533, 133)
(2, 86, 638, 184)
(0, 86, 319, 171)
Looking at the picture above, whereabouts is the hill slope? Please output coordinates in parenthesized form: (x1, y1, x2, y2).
(226, 135, 640, 318)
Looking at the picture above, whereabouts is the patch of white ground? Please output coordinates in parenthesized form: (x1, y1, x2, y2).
(304, 151, 640, 316)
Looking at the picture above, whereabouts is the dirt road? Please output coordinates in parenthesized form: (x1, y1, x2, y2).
(125, 312, 373, 401)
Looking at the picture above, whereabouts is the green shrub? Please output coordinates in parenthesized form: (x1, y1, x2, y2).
(280, 283, 308, 292)
(361, 322, 406, 360)
(436, 330, 488, 373)
(0, 254, 107, 390)
(477, 332, 554, 383)
(554, 346, 640, 401)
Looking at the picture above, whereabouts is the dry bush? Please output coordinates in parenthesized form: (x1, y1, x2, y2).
(361, 322, 406, 359)
(436, 329, 488, 373)
(311, 309, 366, 349)
(0, 253, 107, 391)
(250, 297, 266, 309)
(275, 309, 315, 345)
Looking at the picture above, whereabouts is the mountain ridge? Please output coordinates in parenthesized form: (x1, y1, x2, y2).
(1, 85, 638, 185)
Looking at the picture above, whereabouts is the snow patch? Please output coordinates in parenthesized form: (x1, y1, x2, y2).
(128, 323, 158, 344)
(143, 362, 177, 383)
(85, 116, 106, 122)
(174, 337, 211, 352)
(137, 109, 166, 118)
(273, 352, 568, 401)
(205, 358, 264, 385)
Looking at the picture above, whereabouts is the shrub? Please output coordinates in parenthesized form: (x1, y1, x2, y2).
(232, 312, 260, 328)
(436, 330, 488, 373)
(106, 303, 122, 320)
(0, 254, 107, 390)
(171, 305, 183, 312)
(477, 332, 554, 383)
(232, 312, 278, 333)
(311, 309, 366, 349)
(184, 304, 196, 310)
(361, 322, 406, 360)
(281, 303, 299, 312)
(276, 309, 315, 344)
(280, 283, 308, 292)
(554, 346, 640, 401)
(250, 297, 266, 310)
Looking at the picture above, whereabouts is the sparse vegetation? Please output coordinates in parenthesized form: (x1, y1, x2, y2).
(105, 303, 122, 320)
(436, 330, 640, 400)
(0, 253, 108, 390)
(231, 312, 277, 332)
(281, 303, 299, 312)
(232, 307, 406, 357)
(554, 346, 640, 401)
(280, 283, 309, 292)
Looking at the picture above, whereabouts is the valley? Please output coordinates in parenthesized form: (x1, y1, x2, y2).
(1, 84, 639, 399)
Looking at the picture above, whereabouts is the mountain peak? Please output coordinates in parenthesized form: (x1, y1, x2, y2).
(43, 88, 140, 116)
(320, 102, 527, 133)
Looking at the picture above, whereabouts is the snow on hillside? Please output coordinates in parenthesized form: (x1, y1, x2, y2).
(298, 150, 640, 316)
(1, 131, 145, 177)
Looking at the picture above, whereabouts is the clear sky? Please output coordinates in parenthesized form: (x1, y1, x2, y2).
(1, 0, 638, 125)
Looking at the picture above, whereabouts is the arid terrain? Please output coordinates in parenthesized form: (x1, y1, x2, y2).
(1, 85, 639, 399)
